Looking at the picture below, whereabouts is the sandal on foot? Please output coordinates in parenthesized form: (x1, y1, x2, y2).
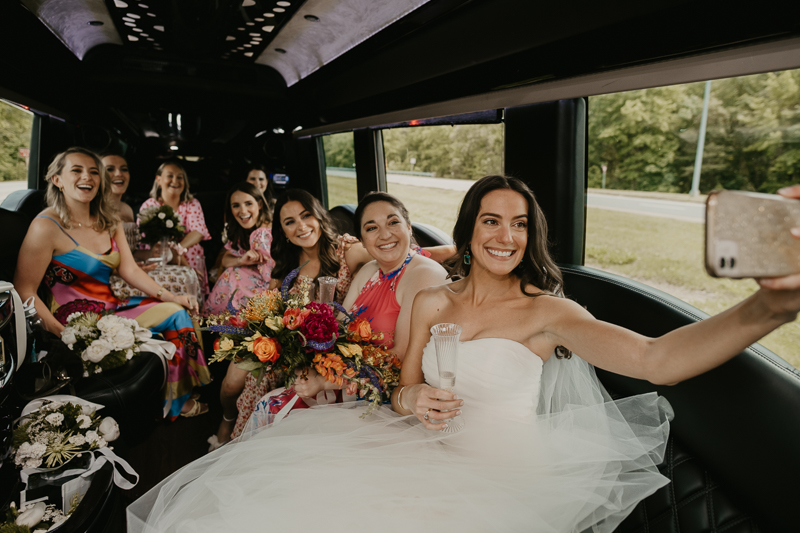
(181, 399, 209, 418)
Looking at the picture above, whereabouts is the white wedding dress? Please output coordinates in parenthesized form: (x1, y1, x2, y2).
(128, 338, 672, 533)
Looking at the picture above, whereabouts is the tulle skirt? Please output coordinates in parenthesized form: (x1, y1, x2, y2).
(127, 391, 671, 533)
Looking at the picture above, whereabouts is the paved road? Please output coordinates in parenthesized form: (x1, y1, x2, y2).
(328, 169, 705, 222)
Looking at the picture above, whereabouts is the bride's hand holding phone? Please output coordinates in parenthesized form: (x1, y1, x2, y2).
(758, 184, 800, 292)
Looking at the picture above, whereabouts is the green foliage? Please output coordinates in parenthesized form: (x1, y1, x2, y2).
(589, 70, 800, 194)
(382, 124, 504, 180)
(323, 132, 355, 168)
(0, 100, 32, 182)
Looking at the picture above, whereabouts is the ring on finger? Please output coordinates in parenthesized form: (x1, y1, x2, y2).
(423, 408, 431, 421)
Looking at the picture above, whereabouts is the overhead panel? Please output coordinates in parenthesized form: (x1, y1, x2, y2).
(255, 0, 431, 86)
(20, 0, 122, 59)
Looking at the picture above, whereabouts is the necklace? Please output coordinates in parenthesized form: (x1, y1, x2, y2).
(379, 253, 413, 282)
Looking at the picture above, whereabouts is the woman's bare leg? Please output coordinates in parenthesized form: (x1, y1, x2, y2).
(215, 362, 248, 443)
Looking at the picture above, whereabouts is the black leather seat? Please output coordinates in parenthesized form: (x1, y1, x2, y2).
(1, 189, 46, 222)
(328, 204, 356, 236)
(328, 204, 454, 247)
(561, 264, 800, 532)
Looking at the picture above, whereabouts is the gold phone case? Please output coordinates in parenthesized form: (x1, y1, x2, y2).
(705, 190, 800, 278)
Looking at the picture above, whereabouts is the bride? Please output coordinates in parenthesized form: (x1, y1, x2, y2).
(128, 176, 800, 532)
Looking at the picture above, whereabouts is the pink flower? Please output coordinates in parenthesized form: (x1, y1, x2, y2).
(300, 302, 338, 344)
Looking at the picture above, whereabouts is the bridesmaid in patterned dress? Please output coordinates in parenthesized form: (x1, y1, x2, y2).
(140, 161, 212, 294)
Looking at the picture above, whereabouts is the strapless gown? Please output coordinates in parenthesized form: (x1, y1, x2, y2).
(128, 339, 672, 533)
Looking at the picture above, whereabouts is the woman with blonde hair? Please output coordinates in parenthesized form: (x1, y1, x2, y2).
(15, 147, 212, 419)
(140, 161, 212, 294)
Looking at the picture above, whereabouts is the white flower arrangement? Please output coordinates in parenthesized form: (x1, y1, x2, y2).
(138, 204, 185, 246)
(6, 501, 70, 532)
(61, 312, 153, 375)
(12, 400, 119, 470)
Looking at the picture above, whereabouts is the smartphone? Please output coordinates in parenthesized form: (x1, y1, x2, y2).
(705, 190, 800, 278)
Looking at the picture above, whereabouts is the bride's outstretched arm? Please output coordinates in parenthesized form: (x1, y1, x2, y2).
(545, 284, 800, 385)
(391, 288, 463, 429)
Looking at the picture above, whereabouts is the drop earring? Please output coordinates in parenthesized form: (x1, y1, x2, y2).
(463, 247, 471, 265)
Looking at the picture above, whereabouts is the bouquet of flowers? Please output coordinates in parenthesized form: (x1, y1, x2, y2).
(137, 204, 185, 246)
(206, 267, 401, 414)
(3, 501, 72, 532)
(61, 312, 153, 375)
(12, 399, 119, 470)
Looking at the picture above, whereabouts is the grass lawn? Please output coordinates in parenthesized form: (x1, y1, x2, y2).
(327, 174, 800, 368)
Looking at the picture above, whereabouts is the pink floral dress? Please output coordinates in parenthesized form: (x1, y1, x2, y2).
(140, 198, 212, 294)
(205, 227, 275, 315)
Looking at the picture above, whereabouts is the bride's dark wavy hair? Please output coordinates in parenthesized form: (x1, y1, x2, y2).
(445, 175, 570, 357)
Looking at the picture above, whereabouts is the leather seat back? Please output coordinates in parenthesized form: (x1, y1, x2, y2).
(561, 264, 800, 532)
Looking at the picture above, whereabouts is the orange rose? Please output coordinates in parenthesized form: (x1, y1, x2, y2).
(252, 336, 281, 363)
(348, 318, 372, 340)
(283, 308, 311, 330)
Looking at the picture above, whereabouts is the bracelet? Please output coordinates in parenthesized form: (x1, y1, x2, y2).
(397, 385, 408, 411)
(174, 243, 187, 256)
(156, 287, 164, 300)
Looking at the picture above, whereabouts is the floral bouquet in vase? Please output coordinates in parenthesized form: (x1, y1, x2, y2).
(61, 311, 155, 376)
(137, 204, 185, 246)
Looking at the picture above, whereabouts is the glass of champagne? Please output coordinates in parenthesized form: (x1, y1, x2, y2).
(158, 236, 170, 272)
(184, 268, 199, 313)
(317, 276, 337, 304)
(430, 323, 464, 433)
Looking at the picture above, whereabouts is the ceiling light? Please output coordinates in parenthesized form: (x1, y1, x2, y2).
(133, 28, 143, 32)
(304, 15, 319, 22)
(273, 7, 285, 13)
(262, 25, 274, 32)
(237, 46, 245, 50)
(140, 33, 148, 37)
(255, 18, 264, 21)
(250, 40, 259, 45)
(249, 32, 259, 36)
(242, 0, 255, 5)
(154, 25, 164, 31)
(246, 22, 255, 26)
(277, 1, 291, 5)
(264, 13, 274, 17)
(169, 145, 179, 151)
(138, 3, 148, 7)
(244, 52, 254, 57)
(127, 13, 140, 18)
(226, 36, 235, 41)
(292, 125, 302, 132)
(238, 27, 245, 30)
(147, 12, 156, 17)
(88, 20, 104, 26)
(272, 127, 284, 134)
(147, 37, 154, 41)
(244, 44, 252, 48)
(122, 16, 134, 22)
(114, 0, 128, 7)
(275, 48, 286, 54)
(127, 35, 139, 41)
(124, 22, 136, 27)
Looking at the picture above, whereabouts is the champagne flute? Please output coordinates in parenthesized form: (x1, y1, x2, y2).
(184, 268, 199, 313)
(317, 276, 337, 304)
(430, 323, 465, 433)
(159, 237, 170, 272)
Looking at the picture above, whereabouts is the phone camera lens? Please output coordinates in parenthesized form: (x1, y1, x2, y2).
(730, 258, 735, 268)
(720, 258, 726, 268)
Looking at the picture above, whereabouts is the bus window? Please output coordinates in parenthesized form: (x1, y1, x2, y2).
(323, 132, 356, 207)
(381, 123, 504, 236)
(585, 69, 800, 369)
(0, 100, 34, 202)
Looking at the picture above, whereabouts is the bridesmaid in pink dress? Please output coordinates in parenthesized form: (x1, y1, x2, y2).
(139, 161, 212, 294)
(205, 182, 275, 315)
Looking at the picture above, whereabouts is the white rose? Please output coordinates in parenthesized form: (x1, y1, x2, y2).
(65, 312, 82, 323)
(76, 414, 92, 429)
(106, 327, 135, 351)
(158, 212, 166, 219)
(45, 413, 64, 426)
(98, 417, 120, 442)
(85, 430, 99, 444)
(82, 338, 113, 363)
(61, 328, 77, 347)
(16, 502, 45, 528)
(165, 220, 174, 228)
(29, 442, 46, 458)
